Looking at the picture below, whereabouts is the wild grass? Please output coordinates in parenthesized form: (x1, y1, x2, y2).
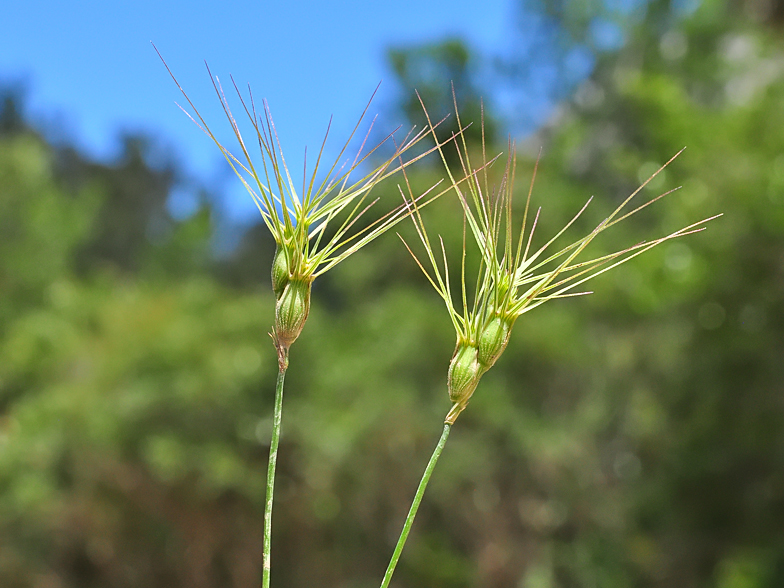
(157, 54, 718, 586)
(382, 91, 719, 585)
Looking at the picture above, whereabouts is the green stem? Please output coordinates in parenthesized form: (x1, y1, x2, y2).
(262, 349, 288, 588)
(380, 423, 452, 588)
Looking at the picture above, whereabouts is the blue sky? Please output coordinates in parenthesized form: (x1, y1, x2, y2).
(1, 0, 519, 221)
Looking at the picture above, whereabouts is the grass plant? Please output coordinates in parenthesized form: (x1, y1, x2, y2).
(155, 47, 470, 588)
(380, 94, 720, 586)
(157, 51, 719, 584)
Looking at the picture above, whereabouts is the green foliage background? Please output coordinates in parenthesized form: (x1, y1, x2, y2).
(2, 0, 783, 586)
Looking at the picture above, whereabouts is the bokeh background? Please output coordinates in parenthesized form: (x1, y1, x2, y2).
(2, 0, 783, 586)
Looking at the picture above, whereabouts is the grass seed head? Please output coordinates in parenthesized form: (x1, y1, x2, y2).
(399, 88, 720, 424)
(155, 47, 466, 352)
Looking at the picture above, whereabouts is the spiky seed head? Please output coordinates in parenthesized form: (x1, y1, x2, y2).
(155, 55, 459, 355)
(477, 315, 512, 369)
(447, 344, 482, 405)
(400, 92, 719, 426)
(271, 245, 290, 300)
(275, 279, 311, 349)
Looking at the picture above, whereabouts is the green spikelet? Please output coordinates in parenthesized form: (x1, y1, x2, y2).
(477, 316, 512, 369)
(275, 279, 311, 349)
(271, 246, 290, 300)
(495, 273, 512, 302)
(447, 344, 481, 405)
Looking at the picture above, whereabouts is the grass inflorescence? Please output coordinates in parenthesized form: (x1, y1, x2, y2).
(400, 91, 720, 423)
(156, 50, 719, 587)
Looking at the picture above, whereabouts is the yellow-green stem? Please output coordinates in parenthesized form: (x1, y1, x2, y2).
(379, 423, 452, 588)
(262, 348, 288, 588)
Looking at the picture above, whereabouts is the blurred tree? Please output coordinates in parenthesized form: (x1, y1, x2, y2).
(460, 0, 784, 585)
(0, 92, 266, 587)
(0, 89, 26, 134)
(388, 39, 498, 157)
(0, 92, 100, 321)
(2, 0, 784, 586)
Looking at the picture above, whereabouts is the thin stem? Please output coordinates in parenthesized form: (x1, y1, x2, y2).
(380, 423, 452, 588)
(262, 347, 289, 588)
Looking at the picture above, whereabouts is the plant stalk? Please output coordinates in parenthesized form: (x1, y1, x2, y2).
(379, 423, 452, 588)
(262, 346, 289, 588)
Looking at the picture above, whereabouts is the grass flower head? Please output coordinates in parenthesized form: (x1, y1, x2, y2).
(156, 48, 456, 359)
(401, 95, 720, 424)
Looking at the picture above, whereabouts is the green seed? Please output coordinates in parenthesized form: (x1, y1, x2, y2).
(271, 246, 290, 299)
(275, 279, 311, 349)
(496, 273, 512, 301)
(447, 344, 481, 405)
(477, 316, 511, 369)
